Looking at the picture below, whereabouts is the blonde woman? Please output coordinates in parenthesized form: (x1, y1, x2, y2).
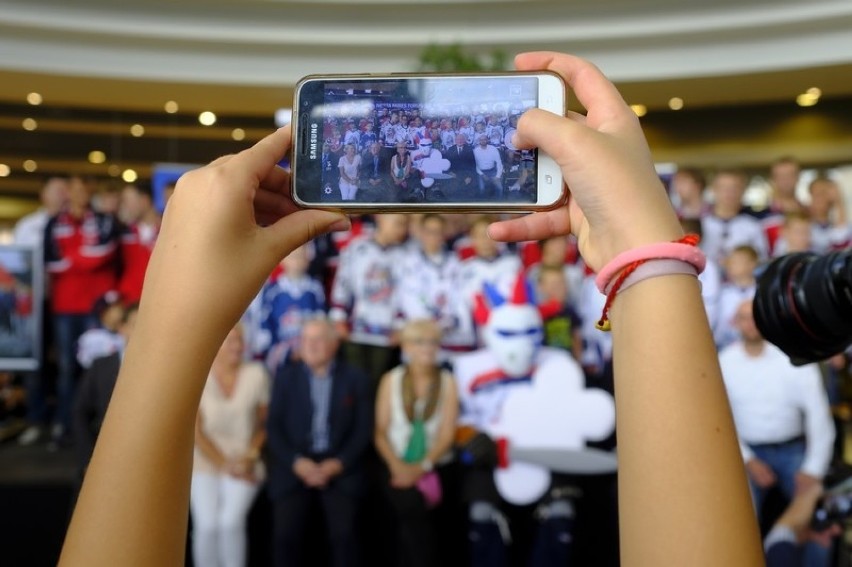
(191, 324, 269, 567)
(374, 319, 459, 567)
(338, 143, 361, 201)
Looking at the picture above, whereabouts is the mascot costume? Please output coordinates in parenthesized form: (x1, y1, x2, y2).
(452, 273, 616, 566)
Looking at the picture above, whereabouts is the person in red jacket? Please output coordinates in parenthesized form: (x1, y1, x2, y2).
(118, 183, 161, 305)
(44, 175, 121, 444)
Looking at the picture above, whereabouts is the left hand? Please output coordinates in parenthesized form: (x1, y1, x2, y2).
(314, 458, 344, 488)
(139, 127, 350, 349)
(226, 457, 257, 483)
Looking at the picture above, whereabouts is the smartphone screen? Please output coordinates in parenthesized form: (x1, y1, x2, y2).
(291, 72, 565, 212)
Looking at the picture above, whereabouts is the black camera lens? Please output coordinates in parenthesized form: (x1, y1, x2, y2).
(753, 249, 852, 365)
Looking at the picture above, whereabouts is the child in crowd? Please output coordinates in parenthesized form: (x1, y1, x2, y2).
(254, 244, 326, 373)
(808, 177, 851, 252)
(713, 245, 759, 350)
(525, 234, 584, 309)
(671, 168, 709, 220)
(537, 265, 584, 362)
(76, 292, 125, 370)
(773, 212, 814, 256)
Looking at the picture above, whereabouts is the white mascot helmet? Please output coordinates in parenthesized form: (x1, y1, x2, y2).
(481, 274, 543, 377)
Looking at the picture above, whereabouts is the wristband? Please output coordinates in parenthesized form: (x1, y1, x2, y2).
(595, 234, 706, 294)
(603, 259, 699, 296)
(595, 234, 704, 331)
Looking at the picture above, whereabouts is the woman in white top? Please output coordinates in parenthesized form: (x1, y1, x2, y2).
(374, 319, 459, 567)
(337, 143, 361, 201)
(191, 324, 269, 567)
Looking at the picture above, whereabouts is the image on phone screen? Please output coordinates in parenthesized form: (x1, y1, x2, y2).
(292, 74, 564, 211)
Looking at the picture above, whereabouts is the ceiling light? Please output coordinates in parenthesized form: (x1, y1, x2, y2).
(130, 124, 145, 137)
(122, 169, 138, 183)
(796, 93, 819, 107)
(630, 104, 647, 118)
(275, 108, 293, 127)
(0, 164, 10, 177)
(27, 92, 42, 106)
(806, 87, 822, 98)
(199, 111, 217, 126)
(23, 160, 38, 173)
(107, 165, 121, 177)
(88, 150, 107, 164)
(164, 100, 179, 114)
(22, 118, 38, 131)
(231, 128, 246, 141)
(668, 97, 684, 111)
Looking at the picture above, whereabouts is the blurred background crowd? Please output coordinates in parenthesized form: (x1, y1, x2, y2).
(0, 151, 850, 566)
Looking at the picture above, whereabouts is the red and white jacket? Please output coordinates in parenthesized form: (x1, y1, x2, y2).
(44, 209, 121, 314)
(118, 221, 159, 305)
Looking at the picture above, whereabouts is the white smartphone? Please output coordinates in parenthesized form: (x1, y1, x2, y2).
(291, 71, 566, 213)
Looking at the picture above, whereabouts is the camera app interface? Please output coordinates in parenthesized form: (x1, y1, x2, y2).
(312, 77, 539, 204)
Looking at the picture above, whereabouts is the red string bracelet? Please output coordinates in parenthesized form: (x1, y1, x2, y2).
(595, 234, 703, 331)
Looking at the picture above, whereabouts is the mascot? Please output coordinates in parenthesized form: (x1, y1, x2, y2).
(452, 273, 616, 566)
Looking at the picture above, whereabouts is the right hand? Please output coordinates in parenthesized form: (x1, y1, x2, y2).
(745, 458, 777, 488)
(487, 52, 683, 272)
(390, 462, 424, 489)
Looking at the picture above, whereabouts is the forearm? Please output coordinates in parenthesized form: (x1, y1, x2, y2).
(425, 426, 455, 465)
(59, 310, 225, 567)
(374, 430, 403, 469)
(611, 275, 763, 567)
(247, 428, 266, 459)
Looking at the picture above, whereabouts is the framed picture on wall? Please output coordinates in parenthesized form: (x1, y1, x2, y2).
(0, 245, 42, 371)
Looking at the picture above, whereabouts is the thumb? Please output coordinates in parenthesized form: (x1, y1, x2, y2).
(261, 209, 350, 262)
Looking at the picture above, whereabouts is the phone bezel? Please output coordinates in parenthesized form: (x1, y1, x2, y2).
(290, 71, 567, 213)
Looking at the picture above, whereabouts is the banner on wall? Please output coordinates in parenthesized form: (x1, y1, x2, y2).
(0, 245, 42, 371)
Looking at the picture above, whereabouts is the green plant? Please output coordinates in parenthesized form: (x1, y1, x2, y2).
(418, 44, 507, 72)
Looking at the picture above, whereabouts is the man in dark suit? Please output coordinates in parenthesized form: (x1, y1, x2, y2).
(443, 133, 478, 201)
(72, 302, 138, 476)
(267, 317, 372, 567)
(359, 141, 391, 203)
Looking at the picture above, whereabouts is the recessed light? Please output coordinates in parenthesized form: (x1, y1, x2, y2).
(164, 100, 179, 114)
(0, 164, 10, 177)
(88, 150, 107, 164)
(23, 160, 38, 173)
(668, 97, 684, 111)
(232, 128, 246, 141)
(796, 93, 819, 107)
(130, 124, 145, 137)
(199, 111, 217, 126)
(27, 93, 43, 106)
(806, 87, 822, 98)
(122, 169, 138, 183)
(630, 104, 647, 118)
(22, 118, 38, 131)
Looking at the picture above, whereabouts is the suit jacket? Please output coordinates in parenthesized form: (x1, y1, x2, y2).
(266, 360, 371, 500)
(72, 352, 121, 472)
(443, 144, 477, 177)
(360, 150, 389, 180)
